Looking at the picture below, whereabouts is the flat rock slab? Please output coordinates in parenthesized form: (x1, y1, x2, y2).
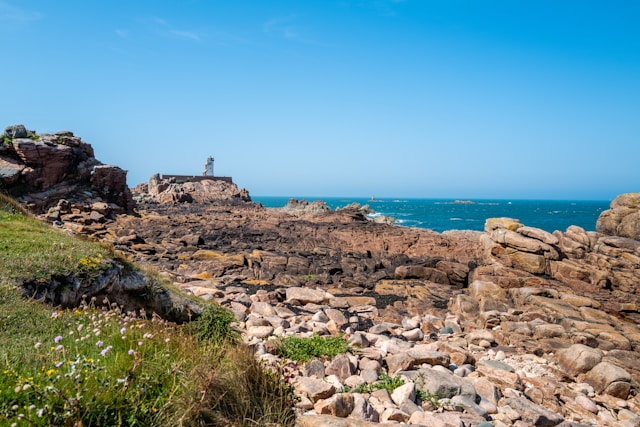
(286, 287, 328, 304)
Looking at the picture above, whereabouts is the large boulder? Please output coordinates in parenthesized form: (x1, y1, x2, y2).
(4, 124, 28, 138)
(91, 165, 135, 213)
(556, 344, 602, 377)
(584, 361, 632, 399)
(0, 156, 24, 184)
(482, 219, 560, 275)
(13, 138, 83, 189)
(502, 397, 564, 426)
(597, 193, 640, 240)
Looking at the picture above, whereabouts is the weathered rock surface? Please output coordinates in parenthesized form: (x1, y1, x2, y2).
(1, 125, 134, 215)
(132, 173, 251, 205)
(597, 193, 640, 241)
(281, 198, 332, 215)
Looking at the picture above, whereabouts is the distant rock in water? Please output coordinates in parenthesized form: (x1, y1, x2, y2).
(132, 174, 251, 205)
(597, 192, 640, 241)
(338, 202, 374, 214)
(337, 202, 396, 224)
(0, 124, 134, 216)
(281, 199, 397, 224)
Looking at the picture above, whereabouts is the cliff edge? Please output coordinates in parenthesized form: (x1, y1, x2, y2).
(0, 124, 134, 219)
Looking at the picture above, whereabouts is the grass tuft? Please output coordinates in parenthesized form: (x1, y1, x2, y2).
(165, 345, 296, 426)
(187, 304, 240, 345)
(277, 334, 350, 362)
(0, 193, 30, 216)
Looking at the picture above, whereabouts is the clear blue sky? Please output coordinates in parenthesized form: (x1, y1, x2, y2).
(2, 1, 638, 200)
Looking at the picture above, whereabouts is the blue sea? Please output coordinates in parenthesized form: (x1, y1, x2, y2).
(252, 197, 610, 234)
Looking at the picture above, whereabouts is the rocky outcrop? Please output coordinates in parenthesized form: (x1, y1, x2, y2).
(597, 193, 640, 241)
(0, 125, 134, 217)
(478, 203, 640, 316)
(20, 256, 201, 324)
(91, 191, 640, 323)
(91, 164, 135, 211)
(280, 200, 396, 224)
(132, 173, 251, 205)
(281, 198, 332, 215)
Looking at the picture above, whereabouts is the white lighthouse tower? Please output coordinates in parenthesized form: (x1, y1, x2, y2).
(203, 156, 214, 177)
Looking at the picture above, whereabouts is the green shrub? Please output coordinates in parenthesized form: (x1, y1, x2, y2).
(188, 304, 240, 345)
(277, 334, 349, 362)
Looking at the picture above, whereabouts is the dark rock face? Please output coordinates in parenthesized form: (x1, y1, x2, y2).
(21, 263, 199, 324)
(4, 124, 28, 139)
(100, 200, 483, 321)
(0, 125, 134, 215)
(91, 164, 135, 212)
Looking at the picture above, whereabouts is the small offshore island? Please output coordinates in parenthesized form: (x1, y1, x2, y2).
(2, 124, 640, 426)
(446, 200, 479, 205)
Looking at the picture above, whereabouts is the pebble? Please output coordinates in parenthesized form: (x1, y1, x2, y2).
(575, 395, 598, 414)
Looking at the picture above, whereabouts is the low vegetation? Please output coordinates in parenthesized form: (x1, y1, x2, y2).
(0, 194, 121, 286)
(343, 371, 405, 395)
(277, 334, 350, 363)
(0, 194, 296, 426)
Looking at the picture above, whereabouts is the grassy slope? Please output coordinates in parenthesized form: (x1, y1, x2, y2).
(0, 194, 295, 426)
(0, 196, 113, 285)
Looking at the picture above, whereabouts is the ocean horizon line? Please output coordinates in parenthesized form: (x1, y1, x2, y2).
(252, 195, 612, 203)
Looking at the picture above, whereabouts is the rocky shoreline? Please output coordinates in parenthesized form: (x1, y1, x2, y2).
(2, 125, 640, 426)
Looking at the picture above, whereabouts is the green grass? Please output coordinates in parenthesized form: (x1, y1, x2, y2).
(277, 334, 350, 362)
(0, 194, 296, 426)
(344, 371, 405, 395)
(186, 304, 240, 346)
(0, 194, 121, 286)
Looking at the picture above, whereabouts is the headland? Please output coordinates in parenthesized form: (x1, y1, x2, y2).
(2, 124, 640, 426)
